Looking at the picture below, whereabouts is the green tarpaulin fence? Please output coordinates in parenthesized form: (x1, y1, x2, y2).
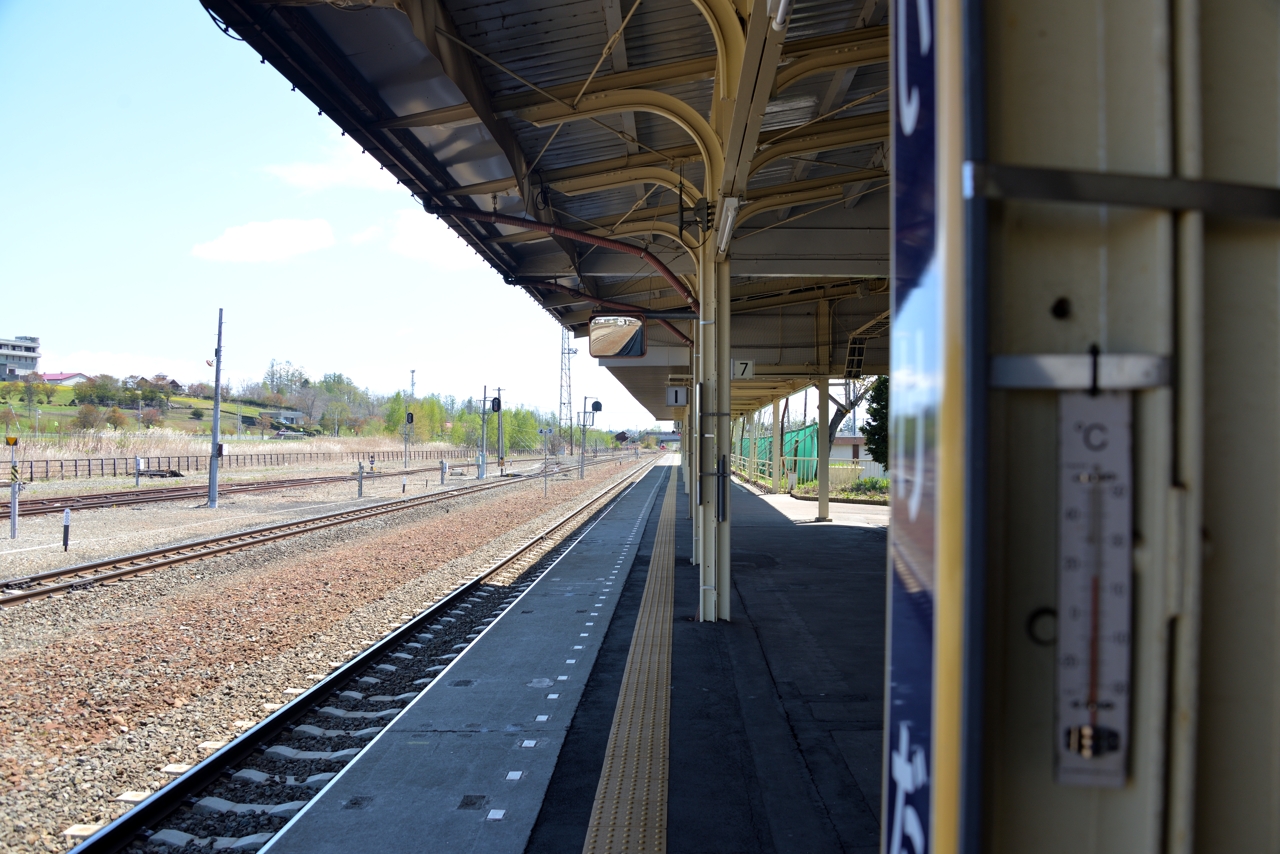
(736, 422, 818, 483)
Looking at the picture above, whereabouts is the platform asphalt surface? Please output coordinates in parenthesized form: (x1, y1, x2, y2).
(263, 463, 886, 853)
(531, 472, 886, 854)
(260, 465, 668, 854)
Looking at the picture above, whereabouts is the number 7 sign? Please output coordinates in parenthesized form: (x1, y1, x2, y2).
(733, 360, 755, 379)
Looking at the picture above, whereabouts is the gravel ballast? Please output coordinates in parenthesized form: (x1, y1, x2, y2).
(0, 458, 644, 853)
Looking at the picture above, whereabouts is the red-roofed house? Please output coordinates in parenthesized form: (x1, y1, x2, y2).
(40, 372, 92, 385)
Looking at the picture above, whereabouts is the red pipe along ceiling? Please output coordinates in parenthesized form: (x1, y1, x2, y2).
(423, 203, 700, 312)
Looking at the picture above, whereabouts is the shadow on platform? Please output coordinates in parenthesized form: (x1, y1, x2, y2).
(530, 471, 886, 854)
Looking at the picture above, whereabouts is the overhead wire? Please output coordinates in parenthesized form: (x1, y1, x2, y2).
(433, 26, 674, 166)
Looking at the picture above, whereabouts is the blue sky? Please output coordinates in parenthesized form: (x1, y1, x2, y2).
(0, 1, 662, 430)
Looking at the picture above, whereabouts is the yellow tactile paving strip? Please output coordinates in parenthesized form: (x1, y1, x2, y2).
(583, 470, 677, 854)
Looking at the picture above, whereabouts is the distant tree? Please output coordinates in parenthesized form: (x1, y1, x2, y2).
(256, 413, 273, 437)
(0, 381, 17, 402)
(141, 408, 164, 429)
(383, 392, 406, 434)
(0, 409, 16, 431)
(187, 382, 213, 399)
(192, 407, 206, 421)
(263, 359, 308, 396)
(82, 375, 122, 406)
(21, 372, 39, 406)
(290, 384, 321, 423)
(72, 404, 103, 430)
(105, 407, 129, 430)
(860, 376, 889, 469)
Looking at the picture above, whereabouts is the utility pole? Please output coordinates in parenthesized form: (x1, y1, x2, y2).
(410, 369, 416, 401)
(209, 308, 223, 509)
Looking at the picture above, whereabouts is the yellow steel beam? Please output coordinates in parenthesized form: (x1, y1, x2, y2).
(487, 168, 885, 245)
(774, 39, 891, 94)
(446, 114, 886, 198)
(749, 113, 889, 177)
(376, 27, 887, 129)
(514, 90, 725, 197)
(552, 167, 703, 206)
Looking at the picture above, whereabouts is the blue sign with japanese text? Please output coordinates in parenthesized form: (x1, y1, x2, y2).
(885, 0, 938, 852)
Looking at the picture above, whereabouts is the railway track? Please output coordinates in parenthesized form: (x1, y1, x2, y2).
(0, 457, 550, 518)
(0, 457, 628, 607)
(67, 457, 657, 854)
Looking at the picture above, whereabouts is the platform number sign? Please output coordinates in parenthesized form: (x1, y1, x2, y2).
(885, 0, 937, 850)
(666, 386, 689, 407)
(732, 360, 754, 380)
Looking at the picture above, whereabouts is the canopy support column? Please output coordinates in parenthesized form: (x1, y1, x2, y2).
(817, 379, 830, 521)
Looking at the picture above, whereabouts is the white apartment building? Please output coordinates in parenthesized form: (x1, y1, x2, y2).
(0, 336, 40, 378)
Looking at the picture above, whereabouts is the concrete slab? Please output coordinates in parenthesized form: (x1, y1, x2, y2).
(261, 465, 671, 854)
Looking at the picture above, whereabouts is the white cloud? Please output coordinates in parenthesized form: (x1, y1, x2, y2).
(266, 134, 401, 192)
(349, 224, 384, 245)
(387, 209, 488, 271)
(192, 219, 335, 263)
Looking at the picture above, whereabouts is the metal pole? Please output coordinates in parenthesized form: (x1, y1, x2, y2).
(440, 459, 447, 485)
(209, 308, 223, 509)
(496, 388, 504, 476)
(817, 379, 830, 521)
(135, 456, 141, 488)
(479, 386, 487, 480)
(543, 432, 548, 497)
(402, 475, 406, 494)
(358, 462, 364, 498)
(62, 508, 69, 551)
(9, 481, 16, 540)
(403, 421, 409, 469)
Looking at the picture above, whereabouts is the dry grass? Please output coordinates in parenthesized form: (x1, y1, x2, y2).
(12, 430, 459, 462)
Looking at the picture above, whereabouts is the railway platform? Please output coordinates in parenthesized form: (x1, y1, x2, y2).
(259, 459, 887, 854)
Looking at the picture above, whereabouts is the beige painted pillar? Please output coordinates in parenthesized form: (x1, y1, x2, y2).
(817, 379, 830, 521)
(749, 408, 758, 484)
(697, 240, 717, 619)
(714, 258, 732, 621)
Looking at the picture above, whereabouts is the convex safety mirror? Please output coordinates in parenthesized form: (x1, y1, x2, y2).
(588, 316, 646, 358)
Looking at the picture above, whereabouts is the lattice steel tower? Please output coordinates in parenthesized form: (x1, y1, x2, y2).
(559, 326, 577, 454)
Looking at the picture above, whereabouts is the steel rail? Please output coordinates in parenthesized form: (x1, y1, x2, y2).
(68, 457, 657, 854)
(0, 457, 539, 518)
(0, 458, 621, 607)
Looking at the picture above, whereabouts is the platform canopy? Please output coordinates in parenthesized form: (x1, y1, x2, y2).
(205, 0, 890, 419)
